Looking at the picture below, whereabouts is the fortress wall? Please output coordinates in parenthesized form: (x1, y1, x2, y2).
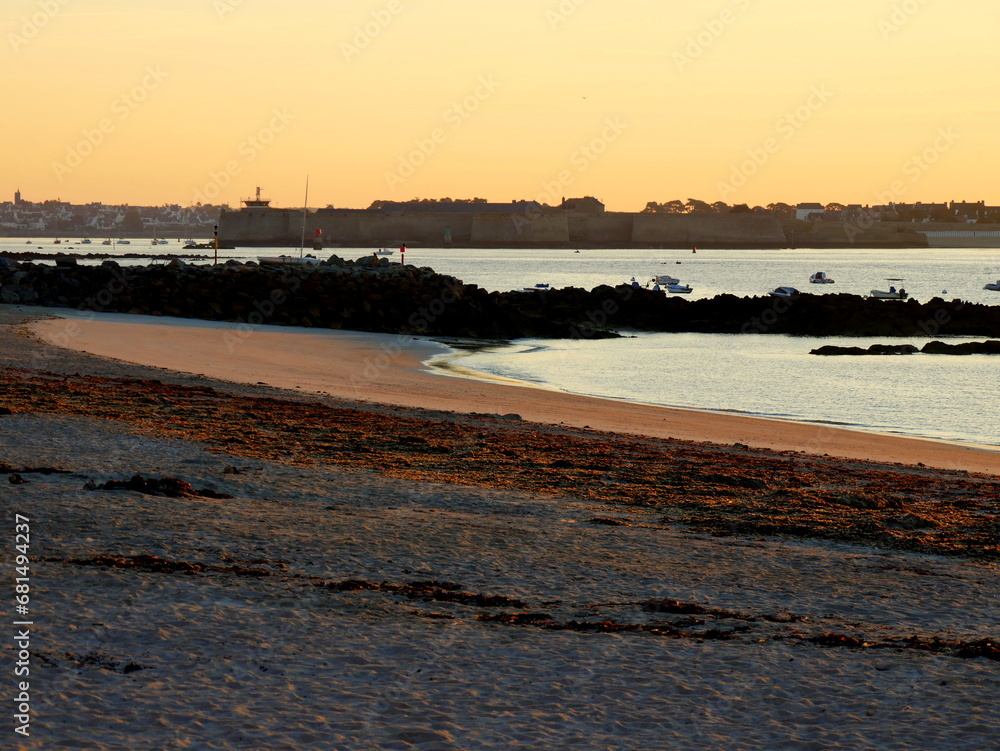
(218, 209, 294, 244)
(632, 214, 786, 246)
(311, 214, 362, 244)
(783, 220, 929, 248)
(354, 214, 475, 244)
(569, 213, 633, 244)
(471, 214, 569, 244)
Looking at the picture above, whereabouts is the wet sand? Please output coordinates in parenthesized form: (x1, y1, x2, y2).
(29, 312, 1000, 475)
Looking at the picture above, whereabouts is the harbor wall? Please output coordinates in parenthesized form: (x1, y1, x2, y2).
(218, 209, 1000, 248)
(631, 214, 786, 247)
(219, 209, 788, 248)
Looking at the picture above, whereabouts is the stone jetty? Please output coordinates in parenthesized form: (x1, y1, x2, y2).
(1, 255, 998, 339)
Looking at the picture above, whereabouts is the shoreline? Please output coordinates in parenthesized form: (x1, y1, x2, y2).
(26, 311, 1000, 475)
(428, 343, 1000, 454)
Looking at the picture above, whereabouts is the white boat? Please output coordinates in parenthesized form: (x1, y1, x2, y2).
(769, 286, 800, 298)
(869, 287, 907, 300)
(984, 280, 1000, 291)
(257, 255, 322, 267)
(375, 248, 394, 256)
(665, 282, 693, 294)
(651, 274, 680, 285)
(809, 271, 834, 284)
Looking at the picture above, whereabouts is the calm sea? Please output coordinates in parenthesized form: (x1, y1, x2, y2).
(5, 240, 999, 447)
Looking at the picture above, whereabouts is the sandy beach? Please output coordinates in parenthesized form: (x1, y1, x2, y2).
(27, 312, 1000, 475)
(2, 306, 998, 750)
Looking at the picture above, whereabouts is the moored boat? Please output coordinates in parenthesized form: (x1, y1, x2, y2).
(665, 282, 693, 294)
(769, 286, 799, 298)
(809, 271, 834, 284)
(257, 254, 322, 266)
(869, 287, 907, 300)
(984, 280, 1000, 291)
(651, 274, 680, 285)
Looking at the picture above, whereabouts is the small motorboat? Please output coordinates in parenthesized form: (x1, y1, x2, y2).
(375, 248, 394, 256)
(101, 239, 112, 245)
(809, 271, 834, 284)
(869, 286, 907, 300)
(984, 280, 1000, 291)
(520, 283, 550, 292)
(80, 238, 92, 244)
(769, 286, 800, 298)
(257, 255, 322, 266)
(651, 274, 680, 285)
(665, 282, 693, 294)
(117, 239, 130, 245)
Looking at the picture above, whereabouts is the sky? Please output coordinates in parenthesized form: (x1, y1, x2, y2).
(4, 0, 999, 212)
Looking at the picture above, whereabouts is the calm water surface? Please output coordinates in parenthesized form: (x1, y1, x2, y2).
(5, 240, 998, 446)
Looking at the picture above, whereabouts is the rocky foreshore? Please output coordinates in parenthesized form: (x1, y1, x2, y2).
(2, 254, 999, 339)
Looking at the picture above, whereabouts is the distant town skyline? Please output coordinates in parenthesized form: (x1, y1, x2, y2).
(6, 1, 999, 211)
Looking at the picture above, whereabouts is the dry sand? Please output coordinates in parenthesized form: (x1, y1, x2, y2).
(7, 413, 1000, 750)
(29, 312, 1000, 475)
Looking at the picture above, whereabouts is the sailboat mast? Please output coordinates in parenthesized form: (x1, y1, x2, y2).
(299, 176, 309, 258)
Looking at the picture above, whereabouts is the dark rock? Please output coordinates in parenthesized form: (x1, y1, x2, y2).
(8, 474, 27, 485)
(811, 345, 870, 356)
(921, 340, 1000, 355)
(889, 513, 938, 530)
(587, 517, 627, 526)
(87, 474, 233, 499)
(809, 633, 867, 648)
(0, 407, 12, 415)
(866, 343, 919, 355)
(811, 344, 918, 355)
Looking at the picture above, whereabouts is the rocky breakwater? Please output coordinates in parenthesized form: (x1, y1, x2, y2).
(495, 286, 1000, 338)
(3, 256, 999, 340)
(0, 255, 598, 340)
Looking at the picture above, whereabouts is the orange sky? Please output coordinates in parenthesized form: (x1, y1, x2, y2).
(5, 0, 999, 211)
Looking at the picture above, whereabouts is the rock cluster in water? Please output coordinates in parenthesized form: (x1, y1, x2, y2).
(1, 254, 998, 339)
(812, 340, 1000, 355)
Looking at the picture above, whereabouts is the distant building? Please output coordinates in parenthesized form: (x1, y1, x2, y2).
(950, 200, 986, 222)
(14, 189, 21, 206)
(242, 187, 271, 208)
(559, 196, 605, 215)
(372, 200, 543, 215)
(795, 202, 824, 221)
